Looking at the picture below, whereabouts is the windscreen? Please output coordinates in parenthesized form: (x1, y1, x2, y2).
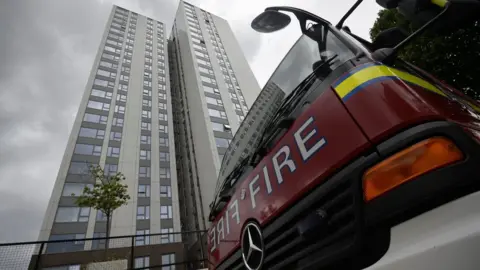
(215, 24, 355, 195)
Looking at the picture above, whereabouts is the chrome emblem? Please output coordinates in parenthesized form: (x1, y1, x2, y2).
(241, 222, 264, 270)
(241, 188, 247, 200)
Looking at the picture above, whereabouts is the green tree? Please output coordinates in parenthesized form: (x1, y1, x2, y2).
(74, 165, 130, 249)
(370, 9, 480, 99)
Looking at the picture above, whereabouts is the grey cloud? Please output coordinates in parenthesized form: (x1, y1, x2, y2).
(0, 0, 113, 243)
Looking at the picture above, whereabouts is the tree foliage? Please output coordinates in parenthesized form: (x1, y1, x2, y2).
(74, 165, 130, 247)
(370, 9, 480, 99)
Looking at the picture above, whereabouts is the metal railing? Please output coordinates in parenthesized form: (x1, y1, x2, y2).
(0, 230, 208, 270)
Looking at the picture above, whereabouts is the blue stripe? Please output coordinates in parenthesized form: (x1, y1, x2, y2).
(332, 62, 381, 87)
(342, 76, 400, 101)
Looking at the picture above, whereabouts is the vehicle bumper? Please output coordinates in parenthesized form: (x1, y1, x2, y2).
(367, 190, 480, 270)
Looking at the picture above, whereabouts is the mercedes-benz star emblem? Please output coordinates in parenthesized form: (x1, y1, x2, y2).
(241, 222, 264, 270)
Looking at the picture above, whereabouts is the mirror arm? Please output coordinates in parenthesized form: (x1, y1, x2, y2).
(265, 6, 332, 34)
(336, 0, 364, 29)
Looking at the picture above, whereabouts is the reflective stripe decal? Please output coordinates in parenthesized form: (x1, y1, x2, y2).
(333, 64, 446, 101)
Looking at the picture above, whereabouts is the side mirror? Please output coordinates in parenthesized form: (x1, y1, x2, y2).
(251, 10, 291, 33)
(371, 27, 408, 50)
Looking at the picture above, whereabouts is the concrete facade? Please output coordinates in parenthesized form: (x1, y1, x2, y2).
(37, 5, 181, 262)
(169, 1, 261, 255)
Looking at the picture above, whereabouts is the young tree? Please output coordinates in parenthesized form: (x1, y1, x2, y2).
(74, 165, 130, 249)
(370, 9, 480, 99)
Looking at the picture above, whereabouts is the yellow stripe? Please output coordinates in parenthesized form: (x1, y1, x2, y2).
(431, 0, 447, 8)
(334, 65, 446, 99)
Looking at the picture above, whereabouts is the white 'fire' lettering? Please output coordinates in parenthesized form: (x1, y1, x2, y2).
(249, 174, 261, 209)
(263, 165, 272, 194)
(272, 145, 297, 184)
(294, 117, 326, 161)
(230, 199, 240, 225)
(217, 218, 225, 245)
(209, 227, 216, 252)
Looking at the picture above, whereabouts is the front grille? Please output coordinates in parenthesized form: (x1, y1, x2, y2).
(262, 178, 360, 270)
(221, 177, 361, 270)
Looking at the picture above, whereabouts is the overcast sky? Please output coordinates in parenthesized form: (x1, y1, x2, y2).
(0, 0, 381, 243)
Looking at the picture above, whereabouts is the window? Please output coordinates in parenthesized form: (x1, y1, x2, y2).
(99, 61, 117, 69)
(159, 152, 170, 162)
(195, 50, 209, 59)
(115, 105, 125, 114)
(135, 230, 150, 246)
(112, 117, 124, 127)
(215, 137, 230, 148)
(139, 166, 151, 177)
(87, 100, 110, 111)
(159, 93, 167, 100)
(116, 94, 127, 102)
(43, 264, 81, 270)
(197, 58, 211, 66)
(91, 89, 113, 99)
(141, 122, 151, 131)
(159, 113, 167, 121)
(134, 257, 150, 269)
(161, 253, 175, 270)
(55, 207, 90, 222)
(140, 149, 151, 160)
(161, 228, 174, 244)
(47, 234, 85, 254)
(142, 110, 152, 119)
(74, 144, 102, 156)
(68, 162, 92, 175)
(208, 108, 227, 119)
(138, 185, 150, 197)
(118, 83, 128, 92)
(203, 85, 219, 94)
(159, 124, 168, 134)
(97, 69, 115, 78)
(79, 127, 105, 139)
(205, 97, 223, 106)
(160, 185, 171, 198)
(198, 66, 213, 75)
(211, 122, 226, 132)
(94, 78, 114, 88)
(137, 206, 150, 220)
(104, 163, 118, 176)
(107, 146, 120, 158)
(143, 89, 152, 97)
(160, 206, 173, 219)
(154, 139, 168, 150)
(158, 103, 167, 110)
(109, 131, 122, 141)
(159, 168, 170, 178)
(92, 232, 106, 250)
(101, 53, 119, 62)
(140, 135, 151, 144)
(62, 183, 92, 197)
(143, 99, 152, 107)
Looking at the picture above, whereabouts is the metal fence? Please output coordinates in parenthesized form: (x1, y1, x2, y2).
(0, 230, 208, 270)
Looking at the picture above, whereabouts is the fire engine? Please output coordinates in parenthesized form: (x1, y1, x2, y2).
(208, 0, 480, 269)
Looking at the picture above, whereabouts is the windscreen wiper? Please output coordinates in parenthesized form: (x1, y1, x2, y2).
(249, 54, 338, 165)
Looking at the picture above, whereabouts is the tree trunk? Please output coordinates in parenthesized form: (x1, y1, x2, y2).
(105, 213, 111, 250)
